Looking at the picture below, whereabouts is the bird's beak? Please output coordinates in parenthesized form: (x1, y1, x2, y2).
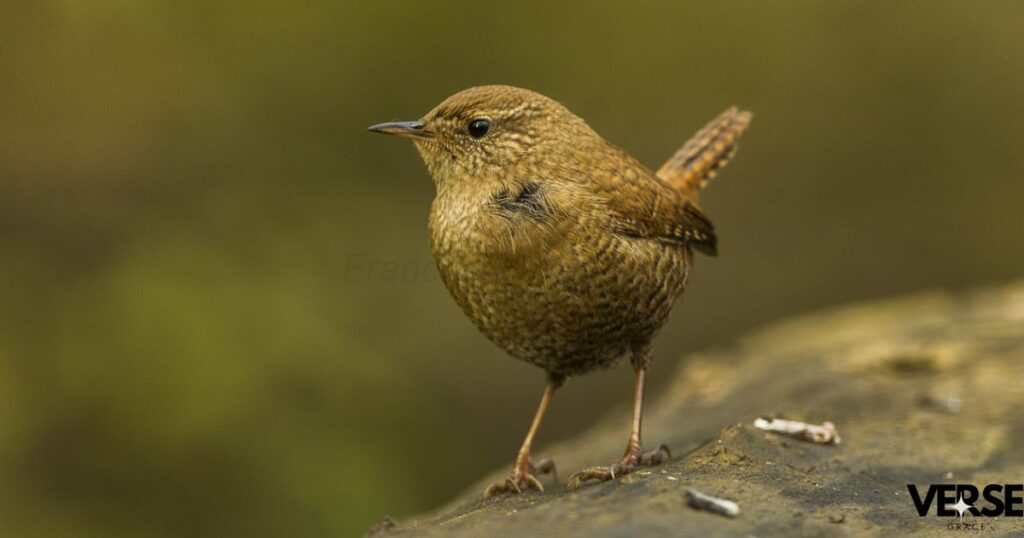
(367, 120, 434, 140)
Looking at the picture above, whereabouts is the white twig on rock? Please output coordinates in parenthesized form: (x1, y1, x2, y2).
(685, 488, 741, 518)
(754, 418, 841, 445)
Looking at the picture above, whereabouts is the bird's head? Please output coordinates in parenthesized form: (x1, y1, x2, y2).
(369, 85, 593, 191)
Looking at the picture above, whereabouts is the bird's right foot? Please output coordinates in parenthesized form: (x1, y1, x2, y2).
(566, 443, 670, 489)
(483, 457, 557, 498)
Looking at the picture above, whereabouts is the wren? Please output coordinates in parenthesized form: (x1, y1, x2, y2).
(369, 85, 750, 496)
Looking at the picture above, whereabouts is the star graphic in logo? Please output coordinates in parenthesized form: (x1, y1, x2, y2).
(952, 495, 974, 520)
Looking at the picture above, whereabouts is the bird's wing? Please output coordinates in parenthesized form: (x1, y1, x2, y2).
(588, 150, 718, 256)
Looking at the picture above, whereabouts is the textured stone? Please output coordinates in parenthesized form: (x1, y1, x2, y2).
(373, 281, 1024, 537)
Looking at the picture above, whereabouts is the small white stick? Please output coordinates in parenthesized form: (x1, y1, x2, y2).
(685, 488, 741, 518)
(754, 418, 842, 445)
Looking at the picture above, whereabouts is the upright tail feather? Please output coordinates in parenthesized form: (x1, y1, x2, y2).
(657, 107, 752, 201)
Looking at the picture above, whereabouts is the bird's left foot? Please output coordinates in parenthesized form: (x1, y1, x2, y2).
(566, 444, 670, 489)
(484, 457, 557, 498)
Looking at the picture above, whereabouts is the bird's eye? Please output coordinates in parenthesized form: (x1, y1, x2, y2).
(467, 118, 491, 139)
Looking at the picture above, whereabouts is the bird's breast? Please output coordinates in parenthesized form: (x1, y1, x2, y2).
(426, 189, 691, 375)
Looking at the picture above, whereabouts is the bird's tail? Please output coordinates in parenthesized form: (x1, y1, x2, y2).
(656, 107, 752, 201)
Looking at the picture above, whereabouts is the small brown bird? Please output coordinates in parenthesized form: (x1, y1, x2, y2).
(369, 86, 750, 496)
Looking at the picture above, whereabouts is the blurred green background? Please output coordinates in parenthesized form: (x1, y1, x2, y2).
(2, 1, 1023, 536)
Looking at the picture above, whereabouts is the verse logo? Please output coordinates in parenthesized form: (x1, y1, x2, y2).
(907, 483, 1024, 531)
(343, 254, 438, 283)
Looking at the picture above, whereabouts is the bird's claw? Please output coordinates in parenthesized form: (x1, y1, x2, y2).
(567, 465, 618, 489)
(483, 457, 557, 498)
(641, 443, 671, 465)
(567, 444, 671, 489)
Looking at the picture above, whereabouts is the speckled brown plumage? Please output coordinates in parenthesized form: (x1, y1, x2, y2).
(370, 85, 750, 496)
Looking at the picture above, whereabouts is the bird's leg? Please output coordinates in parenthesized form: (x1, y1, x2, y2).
(484, 377, 562, 498)
(567, 366, 671, 489)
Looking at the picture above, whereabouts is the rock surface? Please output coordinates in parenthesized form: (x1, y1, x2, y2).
(372, 282, 1024, 537)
